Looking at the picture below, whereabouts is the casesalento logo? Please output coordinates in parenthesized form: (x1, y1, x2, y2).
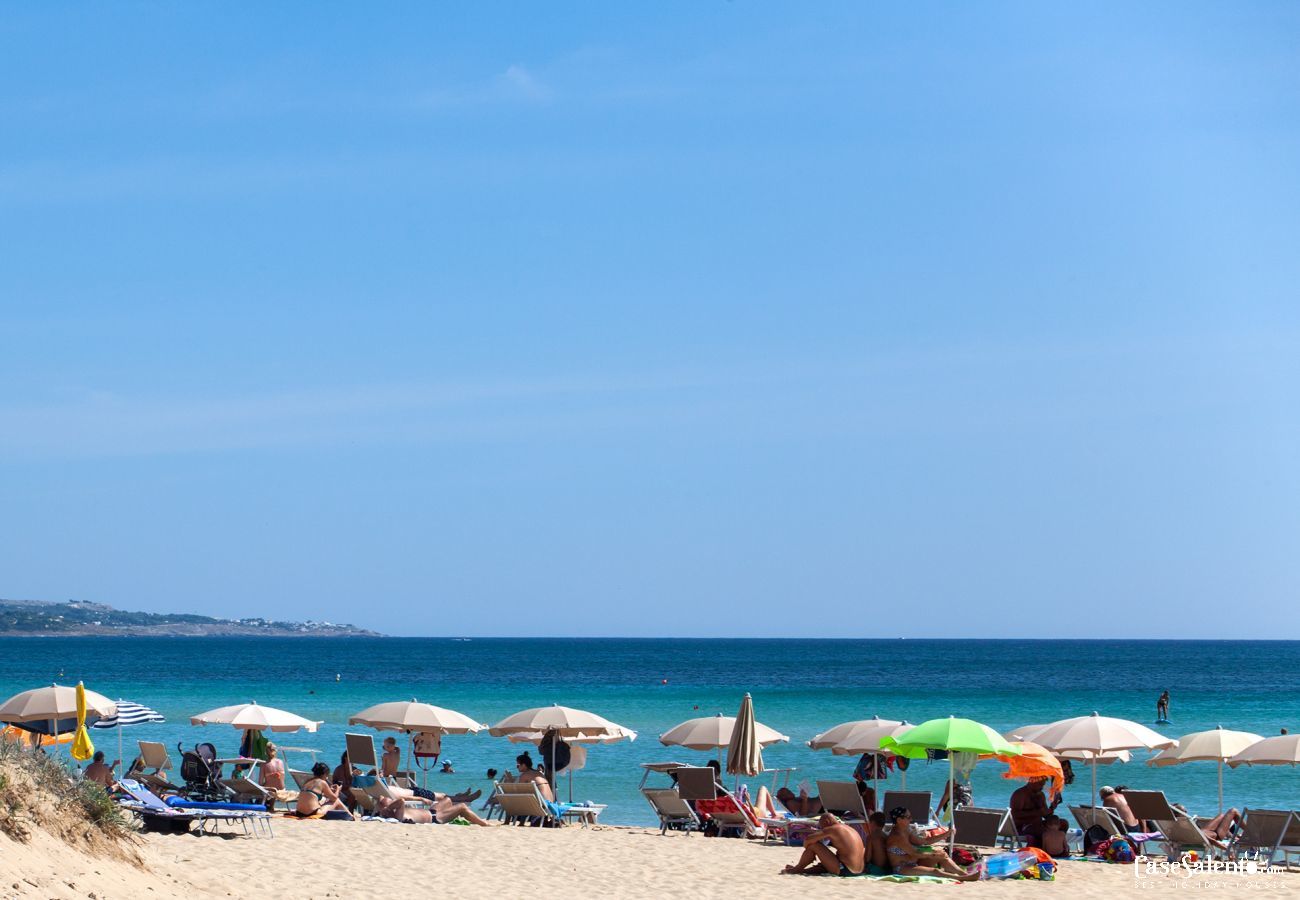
(1134, 853, 1283, 890)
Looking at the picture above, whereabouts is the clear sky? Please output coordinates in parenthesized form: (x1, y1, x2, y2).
(2, 3, 1298, 638)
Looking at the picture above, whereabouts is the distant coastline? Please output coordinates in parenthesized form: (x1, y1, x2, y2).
(0, 597, 380, 637)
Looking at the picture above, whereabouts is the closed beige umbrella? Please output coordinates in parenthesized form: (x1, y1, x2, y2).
(660, 713, 789, 751)
(1148, 726, 1263, 813)
(725, 694, 763, 779)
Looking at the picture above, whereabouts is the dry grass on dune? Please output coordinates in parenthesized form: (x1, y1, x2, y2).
(0, 739, 138, 863)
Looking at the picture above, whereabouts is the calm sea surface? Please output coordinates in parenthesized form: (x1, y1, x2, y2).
(5, 637, 1297, 825)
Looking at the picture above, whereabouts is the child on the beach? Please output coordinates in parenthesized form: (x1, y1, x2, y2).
(1041, 816, 1070, 857)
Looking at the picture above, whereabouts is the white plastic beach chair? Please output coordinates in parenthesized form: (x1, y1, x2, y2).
(1233, 809, 1300, 869)
(952, 807, 1016, 850)
(882, 790, 933, 825)
(815, 780, 869, 823)
(642, 787, 701, 835)
(1122, 790, 1218, 859)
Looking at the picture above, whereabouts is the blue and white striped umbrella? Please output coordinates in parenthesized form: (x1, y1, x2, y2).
(92, 700, 165, 729)
(91, 700, 165, 770)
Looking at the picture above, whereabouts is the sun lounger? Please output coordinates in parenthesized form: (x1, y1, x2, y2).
(642, 787, 701, 835)
(118, 779, 273, 837)
(1070, 804, 1127, 838)
(496, 781, 561, 825)
(672, 767, 763, 837)
(1232, 809, 1300, 869)
(1121, 790, 1218, 858)
(366, 775, 432, 813)
(952, 807, 1015, 850)
(220, 771, 271, 806)
(132, 741, 180, 793)
(289, 769, 314, 791)
(816, 780, 869, 823)
(882, 791, 933, 825)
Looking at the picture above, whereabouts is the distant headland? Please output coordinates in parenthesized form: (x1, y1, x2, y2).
(0, 597, 380, 637)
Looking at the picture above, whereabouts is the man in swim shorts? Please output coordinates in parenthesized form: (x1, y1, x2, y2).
(781, 813, 866, 876)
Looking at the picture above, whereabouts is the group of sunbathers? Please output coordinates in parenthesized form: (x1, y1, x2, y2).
(295, 737, 494, 825)
(781, 807, 978, 880)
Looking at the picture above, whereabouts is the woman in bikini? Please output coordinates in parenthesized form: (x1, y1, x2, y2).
(884, 808, 979, 881)
(296, 762, 349, 816)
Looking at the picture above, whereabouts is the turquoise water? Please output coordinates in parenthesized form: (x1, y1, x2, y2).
(6, 637, 1298, 825)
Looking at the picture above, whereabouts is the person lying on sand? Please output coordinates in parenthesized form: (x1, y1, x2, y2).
(297, 763, 350, 816)
(884, 808, 979, 881)
(375, 793, 495, 826)
(781, 814, 866, 876)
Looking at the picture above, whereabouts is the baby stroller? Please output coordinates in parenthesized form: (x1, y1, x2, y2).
(177, 741, 225, 801)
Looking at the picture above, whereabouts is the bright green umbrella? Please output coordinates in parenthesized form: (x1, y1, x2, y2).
(881, 717, 1021, 852)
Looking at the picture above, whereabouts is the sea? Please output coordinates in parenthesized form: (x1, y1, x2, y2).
(5, 637, 1297, 826)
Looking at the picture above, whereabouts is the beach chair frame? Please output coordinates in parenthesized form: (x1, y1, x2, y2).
(815, 780, 868, 824)
(881, 790, 933, 826)
(1121, 790, 1219, 860)
(952, 806, 1016, 850)
(1233, 809, 1300, 869)
(642, 787, 701, 835)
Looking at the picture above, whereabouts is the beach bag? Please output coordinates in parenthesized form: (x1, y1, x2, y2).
(537, 732, 572, 774)
(1103, 838, 1136, 863)
(412, 732, 442, 758)
(1083, 825, 1110, 854)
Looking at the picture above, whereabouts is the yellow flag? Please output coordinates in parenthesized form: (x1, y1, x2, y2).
(70, 682, 94, 762)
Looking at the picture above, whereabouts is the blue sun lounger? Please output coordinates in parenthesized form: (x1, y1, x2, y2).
(118, 779, 274, 838)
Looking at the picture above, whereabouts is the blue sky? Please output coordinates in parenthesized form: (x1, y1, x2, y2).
(2, 2, 1297, 637)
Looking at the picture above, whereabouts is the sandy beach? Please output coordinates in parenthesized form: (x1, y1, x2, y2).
(2, 819, 1294, 900)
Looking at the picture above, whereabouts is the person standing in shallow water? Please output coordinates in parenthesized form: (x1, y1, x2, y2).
(1156, 691, 1170, 722)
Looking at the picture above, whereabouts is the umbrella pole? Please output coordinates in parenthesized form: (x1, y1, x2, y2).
(948, 754, 955, 855)
(1091, 758, 1097, 810)
(1218, 760, 1223, 815)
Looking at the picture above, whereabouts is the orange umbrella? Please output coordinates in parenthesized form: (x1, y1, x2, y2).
(995, 740, 1064, 799)
(2, 726, 72, 747)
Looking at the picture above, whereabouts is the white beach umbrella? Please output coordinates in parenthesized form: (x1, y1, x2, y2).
(660, 713, 789, 751)
(1005, 725, 1131, 763)
(0, 683, 117, 739)
(812, 717, 914, 792)
(350, 700, 487, 789)
(349, 700, 485, 735)
(190, 701, 322, 733)
(488, 705, 635, 741)
(490, 705, 634, 802)
(91, 700, 165, 770)
(1227, 733, 1300, 768)
(1030, 712, 1174, 804)
(1148, 726, 1263, 813)
(810, 715, 901, 751)
(506, 730, 632, 745)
